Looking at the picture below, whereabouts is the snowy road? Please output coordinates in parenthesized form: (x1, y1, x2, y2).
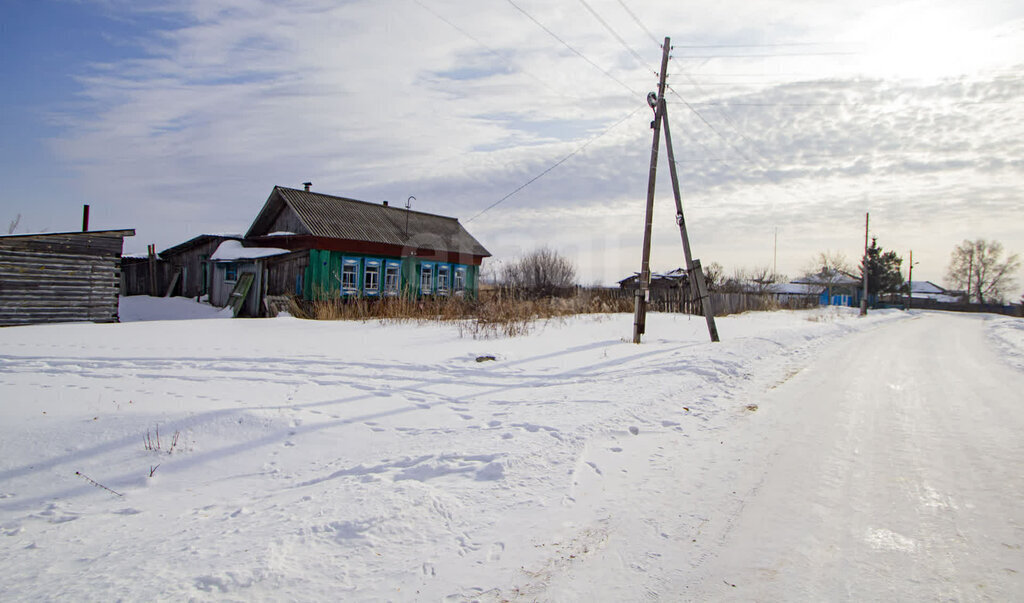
(540, 312, 1024, 600)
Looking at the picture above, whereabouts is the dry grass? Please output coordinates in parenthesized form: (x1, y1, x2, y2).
(289, 288, 634, 339)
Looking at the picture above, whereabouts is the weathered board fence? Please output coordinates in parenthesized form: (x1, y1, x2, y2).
(902, 297, 1023, 317)
(0, 229, 135, 326)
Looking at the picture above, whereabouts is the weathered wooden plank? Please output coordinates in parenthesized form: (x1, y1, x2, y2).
(0, 230, 134, 257)
(0, 230, 132, 325)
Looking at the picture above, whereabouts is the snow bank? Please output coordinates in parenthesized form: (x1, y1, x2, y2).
(985, 312, 1024, 371)
(118, 295, 233, 322)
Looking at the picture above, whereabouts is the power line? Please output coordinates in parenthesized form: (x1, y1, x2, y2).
(669, 61, 775, 165)
(674, 42, 856, 49)
(411, 0, 572, 100)
(467, 104, 647, 222)
(614, 0, 661, 47)
(665, 84, 757, 164)
(504, 0, 642, 97)
(674, 51, 859, 58)
(577, 0, 655, 75)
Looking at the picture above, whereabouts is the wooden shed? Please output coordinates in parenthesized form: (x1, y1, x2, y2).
(0, 229, 135, 326)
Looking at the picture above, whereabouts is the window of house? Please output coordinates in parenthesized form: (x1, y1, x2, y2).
(341, 259, 360, 295)
(437, 264, 450, 296)
(364, 259, 381, 295)
(420, 263, 434, 295)
(224, 263, 238, 282)
(454, 266, 466, 296)
(384, 261, 401, 295)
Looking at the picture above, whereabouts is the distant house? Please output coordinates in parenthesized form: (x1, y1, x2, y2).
(618, 268, 695, 311)
(908, 280, 960, 303)
(127, 185, 491, 316)
(1, 229, 135, 326)
(766, 282, 825, 305)
(244, 186, 490, 304)
(792, 270, 861, 306)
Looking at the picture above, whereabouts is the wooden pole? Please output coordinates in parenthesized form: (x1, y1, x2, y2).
(966, 247, 974, 303)
(660, 98, 719, 342)
(907, 249, 913, 310)
(632, 36, 672, 344)
(148, 244, 157, 297)
(860, 212, 869, 315)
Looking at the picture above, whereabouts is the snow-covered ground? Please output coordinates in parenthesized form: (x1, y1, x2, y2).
(1, 300, 1021, 600)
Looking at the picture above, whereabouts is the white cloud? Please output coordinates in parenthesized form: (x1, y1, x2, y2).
(30, 0, 1024, 291)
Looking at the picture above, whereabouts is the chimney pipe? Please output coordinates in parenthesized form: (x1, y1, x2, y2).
(382, 200, 389, 207)
(82, 204, 90, 232)
(303, 182, 312, 192)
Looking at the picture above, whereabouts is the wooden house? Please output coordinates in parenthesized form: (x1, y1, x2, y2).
(792, 271, 861, 306)
(618, 268, 695, 312)
(121, 234, 242, 297)
(159, 234, 242, 298)
(0, 229, 135, 326)
(206, 240, 308, 317)
(243, 186, 490, 303)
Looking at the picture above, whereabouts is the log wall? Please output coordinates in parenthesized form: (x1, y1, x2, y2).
(0, 230, 135, 326)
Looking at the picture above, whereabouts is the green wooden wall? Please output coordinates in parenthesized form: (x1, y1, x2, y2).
(305, 249, 479, 301)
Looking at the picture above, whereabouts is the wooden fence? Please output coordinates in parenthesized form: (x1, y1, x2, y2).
(490, 285, 820, 317)
(902, 298, 1023, 317)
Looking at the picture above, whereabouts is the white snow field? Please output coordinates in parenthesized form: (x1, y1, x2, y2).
(1, 301, 1022, 600)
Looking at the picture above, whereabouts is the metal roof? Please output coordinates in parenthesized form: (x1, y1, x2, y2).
(247, 187, 490, 257)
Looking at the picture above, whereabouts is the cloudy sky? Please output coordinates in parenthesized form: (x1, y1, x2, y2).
(3, 0, 1023, 292)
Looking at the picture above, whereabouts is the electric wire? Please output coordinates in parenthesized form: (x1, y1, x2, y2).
(504, 0, 642, 97)
(614, 0, 661, 47)
(466, 103, 648, 222)
(577, 0, 655, 75)
(411, 0, 571, 100)
(665, 84, 757, 164)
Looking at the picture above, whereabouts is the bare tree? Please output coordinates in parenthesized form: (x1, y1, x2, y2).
(7, 214, 20, 234)
(946, 239, 1020, 304)
(702, 261, 725, 291)
(500, 246, 577, 298)
(802, 251, 854, 301)
(748, 265, 779, 293)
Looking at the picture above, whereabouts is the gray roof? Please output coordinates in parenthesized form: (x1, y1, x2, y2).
(247, 186, 489, 257)
(909, 280, 945, 294)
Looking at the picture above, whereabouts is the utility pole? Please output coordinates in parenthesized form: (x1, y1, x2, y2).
(632, 36, 719, 344)
(966, 248, 974, 303)
(632, 37, 671, 344)
(773, 227, 778, 279)
(860, 212, 869, 316)
(907, 249, 914, 310)
(660, 96, 719, 342)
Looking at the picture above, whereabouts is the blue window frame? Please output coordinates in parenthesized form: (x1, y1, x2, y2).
(454, 265, 467, 296)
(363, 258, 381, 295)
(437, 264, 451, 296)
(383, 260, 401, 296)
(224, 263, 238, 282)
(419, 262, 434, 295)
(341, 257, 361, 295)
